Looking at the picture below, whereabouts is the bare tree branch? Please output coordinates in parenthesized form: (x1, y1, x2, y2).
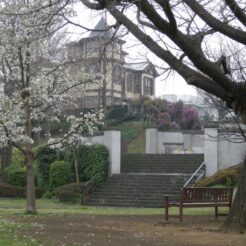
(183, 0, 246, 45)
(224, 0, 246, 27)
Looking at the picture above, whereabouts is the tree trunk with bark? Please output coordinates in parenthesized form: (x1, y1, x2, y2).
(26, 150, 37, 214)
(223, 156, 246, 231)
(23, 91, 37, 214)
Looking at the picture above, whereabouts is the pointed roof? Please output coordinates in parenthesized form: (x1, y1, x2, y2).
(123, 61, 149, 71)
(89, 17, 111, 38)
(123, 61, 159, 77)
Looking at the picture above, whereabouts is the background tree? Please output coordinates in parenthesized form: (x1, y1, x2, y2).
(80, 0, 246, 231)
(0, 0, 103, 214)
(198, 89, 229, 122)
(141, 98, 201, 130)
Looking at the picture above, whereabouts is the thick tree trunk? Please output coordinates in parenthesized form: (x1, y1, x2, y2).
(23, 92, 37, 214)
(222, 156, 246, 232)
(26, 150, 37, 214)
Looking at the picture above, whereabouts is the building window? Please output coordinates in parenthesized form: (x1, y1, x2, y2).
(143, 77, 153, 95)
(113, 65, 122, 85)
(133, 74, 140, 93)
(113, 96, 121, 104)
(127, 72, 141, 93)
(127, 73, 133, 92)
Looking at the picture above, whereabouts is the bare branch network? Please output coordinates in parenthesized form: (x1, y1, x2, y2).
(80, 0, 246, 124)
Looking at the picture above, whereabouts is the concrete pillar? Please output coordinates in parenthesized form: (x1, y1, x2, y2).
(104, 131, 121, 176)
(146, 128, 158, 154)
(204, 127, 218, 176)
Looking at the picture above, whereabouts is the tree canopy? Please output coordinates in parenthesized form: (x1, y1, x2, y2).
(0, 0, 103, 213)
(81, 0, 246, 124)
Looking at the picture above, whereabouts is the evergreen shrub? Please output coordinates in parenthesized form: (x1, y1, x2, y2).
(0, 183, 45, 198)
(12, 148, 25, 167)
(54, 182, 82, 202)
(49, 117, 69, 135)
(6, 166, 26, 187)
(107, 105, 128, 121)
(49, 160, 72, 190)
(36, 147, 57, 188)
(76, 144, 109, 186)
(0, 182, 25, 197)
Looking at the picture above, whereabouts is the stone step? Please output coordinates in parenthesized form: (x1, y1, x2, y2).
(84, 154, 203, 207)
(86, 199, 178, 208)
(84, 174, 185, 208)
(121, 154, 204, 174)
(89, 193, 179, 199)
(85, 202, 165, 208)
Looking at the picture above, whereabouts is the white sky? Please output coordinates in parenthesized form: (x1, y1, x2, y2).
(68, 3, 198, 98)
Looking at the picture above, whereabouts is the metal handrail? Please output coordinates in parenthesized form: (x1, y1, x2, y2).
(183, 161, 206, 187)
(81, 173, 99, 204)
(84, 173, 99, 188)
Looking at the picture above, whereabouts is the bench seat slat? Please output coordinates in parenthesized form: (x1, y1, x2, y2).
(168, 202, 231, 207)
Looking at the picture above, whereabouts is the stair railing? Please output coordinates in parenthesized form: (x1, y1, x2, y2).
(81, 173, 99, 204)
(183, 162, 206, 187)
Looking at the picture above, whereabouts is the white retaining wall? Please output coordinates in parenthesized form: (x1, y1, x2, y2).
(157, 132, 183, 154)
(91, 131, 121, 177)
(218, 136, 246, 170)
(183, 133, 204, 150)
(146, 128, 246, 176)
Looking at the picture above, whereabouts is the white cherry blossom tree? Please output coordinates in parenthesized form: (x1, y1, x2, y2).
(0, 0, 103, 213)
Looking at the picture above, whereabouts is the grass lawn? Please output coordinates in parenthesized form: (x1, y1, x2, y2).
(0, 198, 230, 246)
(127, 130, 146, 153)
(0, 198, 228, 216)
(0, 218, 39, 246)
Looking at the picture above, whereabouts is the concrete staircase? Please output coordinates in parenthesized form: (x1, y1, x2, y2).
(85, 154, 204, 208)
(121, 154, 204, 174)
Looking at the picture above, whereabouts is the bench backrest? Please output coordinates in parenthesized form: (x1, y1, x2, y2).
(181, 187, 233, 204)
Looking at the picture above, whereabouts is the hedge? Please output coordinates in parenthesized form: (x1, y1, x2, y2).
(49, 117, 69, 135)
(12, 148, 25, 167)
(75, 144, 109, 186)
(54, 183, 83, 202)
(107, 105, 128, 121)
(36, 146, 57, 188)
(5, 166, 26, 187)
(0, 183, 45, 198)
(49, 160, 72, 190)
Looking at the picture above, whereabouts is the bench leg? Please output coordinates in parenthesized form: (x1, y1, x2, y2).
(179, 206, 183, 222)
(215, 206, 218, 219)
(165, 205, 169, 221)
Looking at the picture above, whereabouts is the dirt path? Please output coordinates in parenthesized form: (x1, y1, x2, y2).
(16, 215, 246, 246)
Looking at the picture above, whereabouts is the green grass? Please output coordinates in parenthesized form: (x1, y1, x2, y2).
(106, 121, 156, 153)
(128, 129, 146, 153)
(0, 217, 40, 246)
(0, 198, 229, 217)
(108, 121, 143, 143)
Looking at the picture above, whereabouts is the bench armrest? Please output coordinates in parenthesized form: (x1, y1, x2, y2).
(163, 194, 179, 197)
(163, 194, 179, 206)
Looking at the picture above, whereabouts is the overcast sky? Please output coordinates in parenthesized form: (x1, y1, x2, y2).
(68, 3, 198, 98)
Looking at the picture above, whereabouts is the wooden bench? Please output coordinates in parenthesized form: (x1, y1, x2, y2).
(164, 187, 233, 221)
